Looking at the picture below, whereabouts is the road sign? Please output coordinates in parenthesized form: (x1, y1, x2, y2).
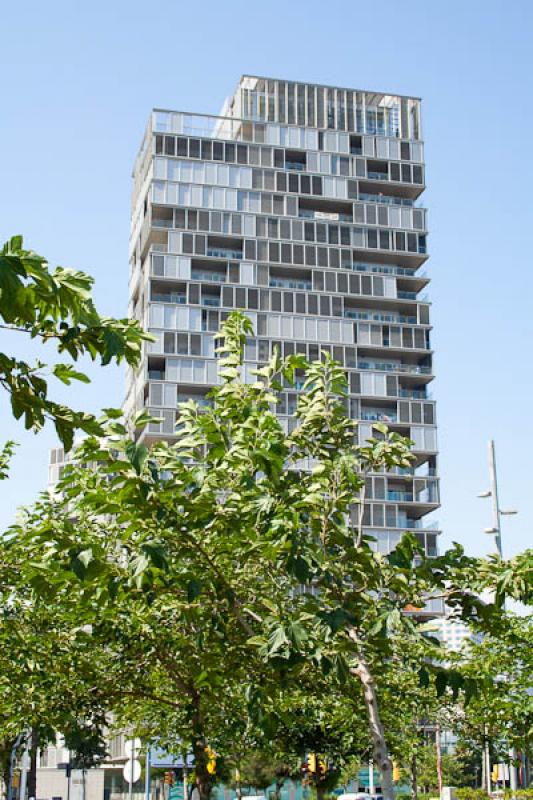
(125, 739, 142, 758)
(123, 759, 141, 784)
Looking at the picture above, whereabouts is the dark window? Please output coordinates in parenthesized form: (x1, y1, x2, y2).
(347, 180, 358, 199)
(379, 230, 390, 250)
(400, 142, 410, 160)
(155, 135, 163, 154)
(367, 229, 378, 249)
(188, 284, 200, 304)
(300, 175, 311, 194)
(305, 245, 316, 266)
(182, 233, 194, 254)
(288, 173, 299, 193)
(276, 172, 287, 192)
(190, 335, 201, 356)
(189, 139, 200, 158)
(312, 176, 323, 195)
(187, 210, 197, 230)
(329, 248, 339, 268)
(177, 334, 188, 354)
(248, 289, 258, 309)
(269, 242, 280, 262)
(224, 143, 235, 162)
(295, 293, 306, 313)
(213, 141, 224, 160)
(308, 294, 318, 314)
(340, 226, 350, 246)
(271, 291, 282, 311)
(237, 144, 247, 164)
(281, 243, 292, 263)
(401, 164, 411, 183)
(176, 137, 187, 156)
(163, 332, 175, 353)
(320, 295, 330, 315)
(316, 223, 327, 243)
(283, 293, 293, 312)
(328, 226, 339, 245)
(201, 140, 212, 160)
(317, 247, 328, 266)
(175, 208, 186, 228)
(413, 165, 423, 184)
(304, 223, 314, 242)
(395, 231, 406, 251)
(222, 287, 233, 307)
(274, 149, 284, 167)
(236, 288, 246, 308)
(164, 136, 175, 156)
(293, 244, 304, 264)
(390, 162, 401, 182)
(244, 240, 256, 260)
(337, 273, 348, 293)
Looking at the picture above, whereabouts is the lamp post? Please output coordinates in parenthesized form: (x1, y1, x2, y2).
(478, 439, 518, 793)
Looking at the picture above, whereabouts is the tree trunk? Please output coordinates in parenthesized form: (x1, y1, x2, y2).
(435, 725, 443, 799)
(191, 693, 212, 800)
(350, 643, 394, 800)
(191, 737, 212, 800)
(411, 752, 418, 800)
(316, 785, 326, 800)
(27, 729, 38, 800)
(274, 779, 284, 800)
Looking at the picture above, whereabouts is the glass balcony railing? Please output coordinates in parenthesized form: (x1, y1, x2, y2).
(387, 491, 414, 502)
(399, 389, 428, 399)
(360, 411, 398, 423)
(270, 278, 312, 290)
(201, 297, 221, 307)
(152, 218, 173, 229)
(358, 193, 415, 208)
(152, 293, 186, 304)
(367, 171, 389, 181)
(191, 271, 226, 283)
(207, 248, 242, 260)
(358, 361, 432, 375)
(352, 262, 421, 278)
(298, 209, 353, 222)
(344, 310, 417, 324)
(285, 161, 306, 171)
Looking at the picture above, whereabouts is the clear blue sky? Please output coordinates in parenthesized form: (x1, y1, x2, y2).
(1, 0, 532, 558)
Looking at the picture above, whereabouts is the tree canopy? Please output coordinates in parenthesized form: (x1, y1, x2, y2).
(0, 236, 151, 450)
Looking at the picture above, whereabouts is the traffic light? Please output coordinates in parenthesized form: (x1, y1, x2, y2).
(164, 771, 175, 786)
(392, 762, 401, 782)
(205, 747, 217, 775)
(308, 753, 317, 774)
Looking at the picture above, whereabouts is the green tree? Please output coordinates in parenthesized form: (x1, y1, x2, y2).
(0, 235, 150, 450)
(12, 313, 533, 800)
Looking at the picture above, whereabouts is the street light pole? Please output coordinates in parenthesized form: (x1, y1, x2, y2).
(479, 439, 519, 793)
(488, 440, 502, 557)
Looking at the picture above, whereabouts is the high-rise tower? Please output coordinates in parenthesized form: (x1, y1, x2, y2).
(126, 76, 440, 581)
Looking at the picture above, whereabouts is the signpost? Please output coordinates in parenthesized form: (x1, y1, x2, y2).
(124, 739, 142, 800)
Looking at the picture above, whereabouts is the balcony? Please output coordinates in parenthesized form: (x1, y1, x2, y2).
(207, 248, 242, 260)
(152, 292, 186, 304)
(360, 410, 398, 423)
(367, 171, 389, 181)
(191, 270, 226, 283)
(285, 161, 306, 171)
(270, 278, 312, 291)
(352, 262, 421, 278)
(201, 296, 221, 307)
(344, 311, 417, 324)
(399, 389, 428, 400)
(358, 361, 432, 376)
(359, 192, 415, 208)
(387, 491, 414, 502)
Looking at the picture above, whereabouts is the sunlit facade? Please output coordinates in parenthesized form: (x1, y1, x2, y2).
(126, 76, 440, 587)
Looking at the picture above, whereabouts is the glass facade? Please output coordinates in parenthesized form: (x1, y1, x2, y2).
(127, 75, 440, 561)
